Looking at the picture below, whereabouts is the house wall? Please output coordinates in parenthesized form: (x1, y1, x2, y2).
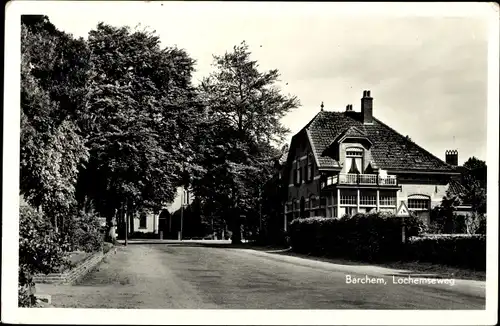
(132, 211, 158, 234)
(286, 131, 322, 218)
(397, 183, 448, 208)
(395, 174, 451, 225)
(396, 174, 450, 207)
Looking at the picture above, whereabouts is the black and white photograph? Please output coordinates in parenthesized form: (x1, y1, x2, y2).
(3, 1, 499, 325)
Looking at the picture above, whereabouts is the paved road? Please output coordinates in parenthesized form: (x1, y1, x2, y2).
(40, 243, 485, 309)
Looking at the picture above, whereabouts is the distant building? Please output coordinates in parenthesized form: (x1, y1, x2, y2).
(282, 90, 464, 229)
(444, 150, 474, 217)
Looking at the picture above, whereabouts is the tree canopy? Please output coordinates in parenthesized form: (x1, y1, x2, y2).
(20, 17, 89, 228)
(21, 17, 300, 243)
(80, 23, 199, 215)
(192, 41, 299, 243)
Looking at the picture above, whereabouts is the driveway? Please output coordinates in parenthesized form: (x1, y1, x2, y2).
(37, 243, 485, 309)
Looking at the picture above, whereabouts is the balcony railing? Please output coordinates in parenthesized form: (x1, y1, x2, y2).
(338, 173, 397, 186)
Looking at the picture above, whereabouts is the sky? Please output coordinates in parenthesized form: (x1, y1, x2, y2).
(20, 2, 493, 212)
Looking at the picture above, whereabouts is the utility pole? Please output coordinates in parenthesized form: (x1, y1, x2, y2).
(259, 185, 262, 235)
(180, 188, 184, 241)
(125, 200, 128, 246)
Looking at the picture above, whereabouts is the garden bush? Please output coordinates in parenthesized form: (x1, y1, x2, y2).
(63, 209, 104, 253)
(289, 212, 425, 262)
(406, 234, 486, 270)
(19, 205, 71, 307)
(103, 242, 115, 254)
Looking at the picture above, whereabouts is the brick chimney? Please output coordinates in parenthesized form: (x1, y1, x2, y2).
(445, 150, 458, 166)
(345, 104, 353, 112)
(361, 90, 373, 124)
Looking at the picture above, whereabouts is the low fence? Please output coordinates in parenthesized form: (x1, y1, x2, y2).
(33, 250, 106, 285)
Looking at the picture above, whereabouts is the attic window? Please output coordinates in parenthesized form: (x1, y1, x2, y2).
(346, 147, 363, 156)
(345, 147, 364, 174)
(346, 150, 363, 157)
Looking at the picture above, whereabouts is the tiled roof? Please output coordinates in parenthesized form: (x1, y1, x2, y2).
(296, 110, 457, 173)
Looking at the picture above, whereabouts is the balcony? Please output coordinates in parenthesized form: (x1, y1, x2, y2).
(322, 173, 398, 189)
(337, 173, 397, 186)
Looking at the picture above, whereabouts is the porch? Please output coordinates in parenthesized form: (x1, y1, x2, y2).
(284, 189, 398, 229)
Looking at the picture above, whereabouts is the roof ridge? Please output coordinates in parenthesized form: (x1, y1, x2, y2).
(345, 125, 367, 136)
(372, 117, 455, 171)
(304, 110, 328, 130)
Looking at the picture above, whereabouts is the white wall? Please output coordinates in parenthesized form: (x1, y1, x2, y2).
(397, 183, 448, 209)
(132, 211, 158, 234)
(168, 186, 194, 213)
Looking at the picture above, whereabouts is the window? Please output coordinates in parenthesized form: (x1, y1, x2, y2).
(306, 154, 313, 182)
(340, 194, 357, 205)
(346, 150, 363, 157)
(139, 212, 147, 229)
(308, 196, 314, 217)
(379, 196, 397, 206)
(408, 198, 430, 210)
(300, 197, 306, 218)
(345, 147, 364, 174)
(294, 160, 302, 185)
(360, 195, 376, 206)
(325, 194, 337, 218)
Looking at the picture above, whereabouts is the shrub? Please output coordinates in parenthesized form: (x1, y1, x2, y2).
(406, 234, 486, 270)
(63, 209, 104, 252)
(103, 242, 114, 254)
(19, 205, 70, 307)
(289, 212, 424, 262)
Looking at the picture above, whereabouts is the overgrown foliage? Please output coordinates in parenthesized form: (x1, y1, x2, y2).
(20, 20, 89, 229)
(429, 156, 487, 234)
(63, 209, 105, 252)
(19, 205, 71, 307)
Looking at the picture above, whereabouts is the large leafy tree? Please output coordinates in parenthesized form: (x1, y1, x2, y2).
(431, 156, 487, 234)
(193, 41, 299, 243)
(462, 157, 487, 214)
(20, 16, 89, 230)
(80, 23, 202, 232)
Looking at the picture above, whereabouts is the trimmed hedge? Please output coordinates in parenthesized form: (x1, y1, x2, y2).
(407, 234, 485, 270)
(289, 212, 425, 262)
(289, 212, 486, 270)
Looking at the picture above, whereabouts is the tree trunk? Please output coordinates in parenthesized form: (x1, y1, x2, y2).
(129, 203, 135, 237)
(230, 207, 242, 245)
